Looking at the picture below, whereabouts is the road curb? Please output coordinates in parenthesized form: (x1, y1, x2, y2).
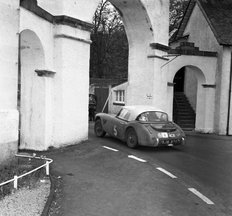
(41, 170, 63, 216)
(41, 173, 56, 216)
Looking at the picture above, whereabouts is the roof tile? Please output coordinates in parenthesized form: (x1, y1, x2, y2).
(172, 0, 232, 46)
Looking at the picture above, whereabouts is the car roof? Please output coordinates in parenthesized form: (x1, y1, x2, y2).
(122, 105, 166, 121)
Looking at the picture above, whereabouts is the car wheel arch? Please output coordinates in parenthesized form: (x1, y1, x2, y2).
(94, 118, 106, 137)
(125, 126, 139, 140)
(125, 126, 135, 135)
(125, 127, 139, 148)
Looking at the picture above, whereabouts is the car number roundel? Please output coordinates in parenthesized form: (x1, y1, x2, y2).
(113, 125, 118, 136)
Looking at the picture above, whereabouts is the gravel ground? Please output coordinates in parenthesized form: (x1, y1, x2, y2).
(0, 179, 50, 216)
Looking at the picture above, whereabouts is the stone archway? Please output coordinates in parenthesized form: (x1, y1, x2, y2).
(19, 29, 47, 150)
(172, 66, 203, 131)
(173, 67, 185, 92)
(18, 0, 170, 150)
(98, 0, 157, 105)
(38, 0, 169, 107)
(167, 59, 216, 133)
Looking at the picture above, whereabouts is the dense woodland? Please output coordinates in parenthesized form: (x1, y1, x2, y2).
(90, 0, 190, 79)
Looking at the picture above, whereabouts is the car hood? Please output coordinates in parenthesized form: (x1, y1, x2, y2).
(149, 122, 177, 132)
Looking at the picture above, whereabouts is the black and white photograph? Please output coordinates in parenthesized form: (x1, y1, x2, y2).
(0, 0, 232, 215)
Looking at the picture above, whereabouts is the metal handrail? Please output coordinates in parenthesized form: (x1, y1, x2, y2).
(0, 154, 53, 189)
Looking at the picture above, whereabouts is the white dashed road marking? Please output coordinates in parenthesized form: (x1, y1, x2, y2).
(102, 146, 216, 205)
(188, 188, 215, 205)
(128, 155, 147, 163)
(102, 146, 119, 152)
(156, 167, 177, 179)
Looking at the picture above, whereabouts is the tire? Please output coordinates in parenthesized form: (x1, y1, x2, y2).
(126, 128, 138, 148)
(94, 119, 106, 137)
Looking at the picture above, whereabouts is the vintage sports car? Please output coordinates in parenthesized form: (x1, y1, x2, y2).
(94, 105, 186, 148)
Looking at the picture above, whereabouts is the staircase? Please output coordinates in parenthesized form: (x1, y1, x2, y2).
(173, 92, 196, 131)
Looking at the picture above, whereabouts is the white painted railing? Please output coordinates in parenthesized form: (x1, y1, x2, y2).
(0, 154, 53, 190)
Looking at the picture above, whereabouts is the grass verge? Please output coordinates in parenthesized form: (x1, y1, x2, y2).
(0, 156, 46, 200)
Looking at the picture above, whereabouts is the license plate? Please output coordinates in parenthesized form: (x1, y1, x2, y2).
(161, 132, 168, 138)
(169, 133, 175, 138)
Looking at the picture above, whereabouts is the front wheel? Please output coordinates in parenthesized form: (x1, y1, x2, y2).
(126, 128, 138, 148)
(94, 119, 106, 137)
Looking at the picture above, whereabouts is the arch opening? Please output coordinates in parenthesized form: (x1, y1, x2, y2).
(18, 29, 47, 150)
(89, 0, 154, 117)
(172, 65, 206, 131)
(89, 0, 129, 115)
(111, 0, 154, 106)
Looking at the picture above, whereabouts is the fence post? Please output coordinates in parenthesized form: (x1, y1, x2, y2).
(46, 161, 49, 175)
(14, 175, 18, 189)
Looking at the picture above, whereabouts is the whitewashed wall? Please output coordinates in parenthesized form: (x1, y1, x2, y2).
(164, 55, 217, 133)
(182, 3, 231, 134)
(19, 7, 91, 150)
(53, 24, 91, 147)
(37, 0, 100, 22)
(109, 82, 128, 114)
(0, 0, 170, 161)
(19, 8, 55, 151)
(184, 68, 197, 111)
(219, 47, 232, 135)
(0, 1, 20, 162)
(1, 0, 232, 164)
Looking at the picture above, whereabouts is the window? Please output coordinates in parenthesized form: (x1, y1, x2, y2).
(137, 111, 168, 122)
(117, 108, 130, 121)
(115, 90, 125, 102)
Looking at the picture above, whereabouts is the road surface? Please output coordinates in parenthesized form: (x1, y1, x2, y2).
(47, 123, 232, 216)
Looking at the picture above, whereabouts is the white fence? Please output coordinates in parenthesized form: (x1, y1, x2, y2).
(0, 154, 53, 190)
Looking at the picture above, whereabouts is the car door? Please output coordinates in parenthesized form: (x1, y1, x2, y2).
(112, 108, 130, 140)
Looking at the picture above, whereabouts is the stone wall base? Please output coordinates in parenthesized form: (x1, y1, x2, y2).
(0, 109, 19, 165)
(0, 141, 18, 166)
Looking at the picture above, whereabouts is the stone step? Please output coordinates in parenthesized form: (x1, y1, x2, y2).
(174, 112, 195, 116)
(173, 92, 196, 130)
(178, 121, 195, 125)
(182, 128, 195, 131)
(176, 118, 195, 122)
(174, 112, 195, 115)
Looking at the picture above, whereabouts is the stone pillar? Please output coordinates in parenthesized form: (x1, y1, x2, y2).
(142, 0, 169, 45)
(117, 0, 170, 107)
(166, 82, 175, 121)
(149, 44, 170, 113)
(195, 85, 205, 132)
(37, 0, 170, 146)
(218, 47, 231, 135)
(0, 1, 20, 163)
(53, 24, 92, 147)
(195, 83, 216, 133)
(201, 86, 216, 133)
(229, 79, 232, 135)
(227, 50, 232, 135)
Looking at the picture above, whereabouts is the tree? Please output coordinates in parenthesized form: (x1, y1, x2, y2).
(90, 0, 128, 79)
(169, 0, 190, 36)
(90, 0, 190, 78)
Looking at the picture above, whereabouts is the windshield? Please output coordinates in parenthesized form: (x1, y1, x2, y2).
(137, 111, 168, 122)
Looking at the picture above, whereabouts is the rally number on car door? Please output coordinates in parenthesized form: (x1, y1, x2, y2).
(113, 125, 118, 136)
